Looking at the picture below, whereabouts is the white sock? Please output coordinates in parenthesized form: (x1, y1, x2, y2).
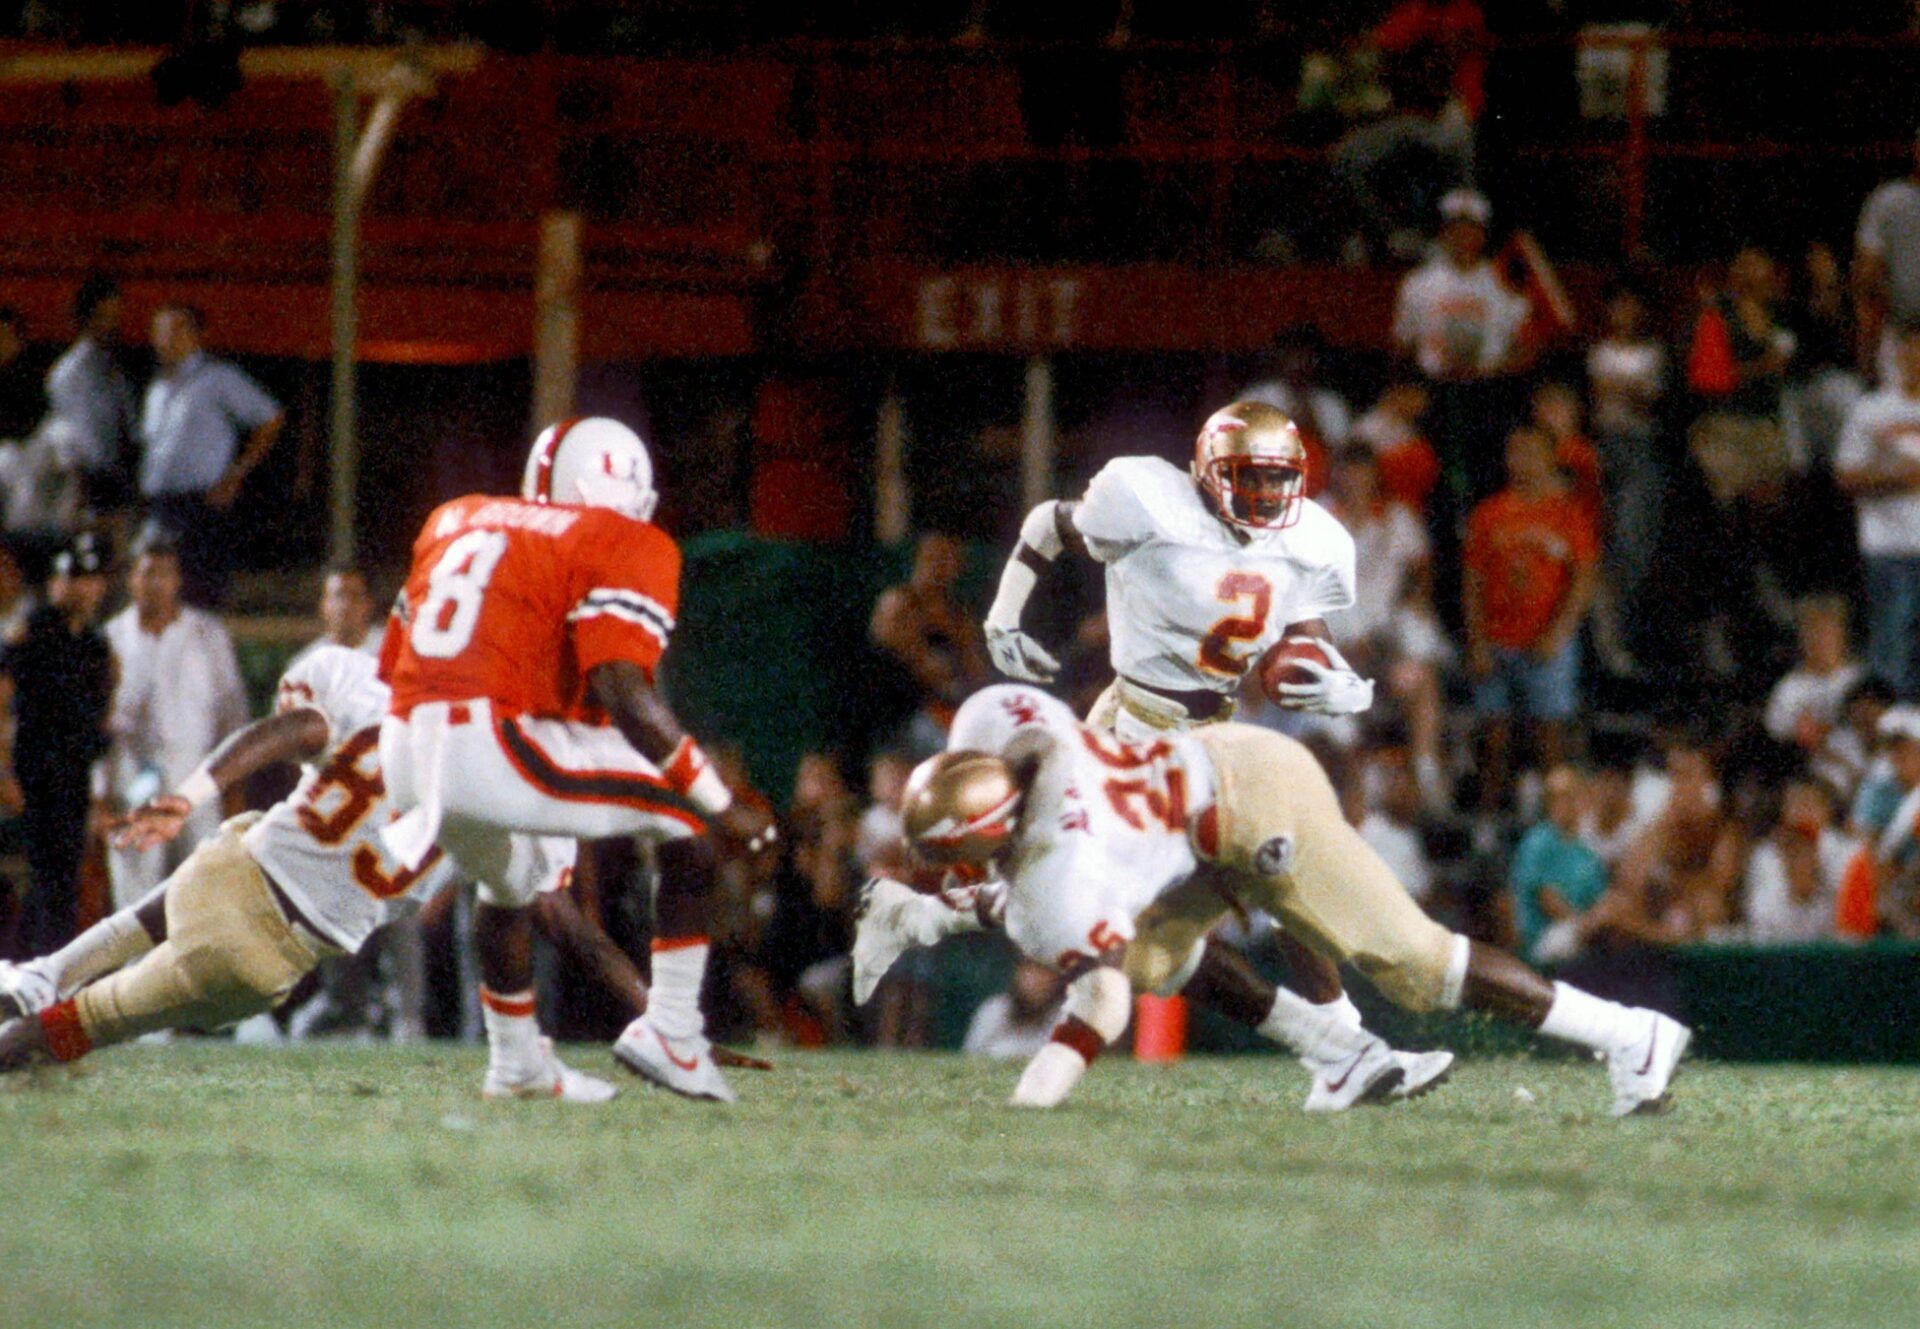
(479, 987, 541, 1069)
(647, 940, 710, 1041)
(1324, 993, 1364, 1030)
(1258, 987, 1369, 1061)
(1538, 982, 1640, 1054)
(40, 907, 158, 997)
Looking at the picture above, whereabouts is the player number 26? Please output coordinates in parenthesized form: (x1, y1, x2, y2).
(411, 530, 509, 659)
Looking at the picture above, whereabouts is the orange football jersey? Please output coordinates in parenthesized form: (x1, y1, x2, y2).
(382, 495, 681, 721)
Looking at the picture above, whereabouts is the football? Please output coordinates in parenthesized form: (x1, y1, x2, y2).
(1258, 635, 1332, 702)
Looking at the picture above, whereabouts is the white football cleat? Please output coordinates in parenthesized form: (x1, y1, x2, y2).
(1606, 1010, 1691, 1117)
(612, 1016, 736, 1104)
(1302, 1037, 1405, 1112)
(1388, 1049, 1455, 1101)
(0, 960, 56, 1020)
(483, 1037, 617, 1104)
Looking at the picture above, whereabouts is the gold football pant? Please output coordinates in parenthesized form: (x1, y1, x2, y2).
(1124, 724, 1459, 1012)
(73, 820, 324, 1047)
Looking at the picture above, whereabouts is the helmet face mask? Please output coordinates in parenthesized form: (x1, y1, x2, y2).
(1192, 401, 1308, 531)
(1204, 455, 1305, 528)
(523, 417, 659, 522)
(901, 751, 1023, 874)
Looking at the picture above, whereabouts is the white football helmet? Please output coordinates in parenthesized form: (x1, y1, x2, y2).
(522, 417, 658, 521)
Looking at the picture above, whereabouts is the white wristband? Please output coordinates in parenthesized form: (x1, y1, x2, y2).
(985, 559, 1038, 632)
(686, 762, 734, 817)
(664, 737, 734, 816)
(176, 768, 219, 810)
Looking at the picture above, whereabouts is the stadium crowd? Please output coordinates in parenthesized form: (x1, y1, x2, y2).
(8, 178, 1919, 1051)
(10, 3, 1920, 1049)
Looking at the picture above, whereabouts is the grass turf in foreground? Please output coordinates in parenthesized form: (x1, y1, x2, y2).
(2, 1046, 1917, 1329)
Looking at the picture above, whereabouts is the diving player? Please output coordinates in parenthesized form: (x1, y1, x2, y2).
(890, 684, 1689, 1115)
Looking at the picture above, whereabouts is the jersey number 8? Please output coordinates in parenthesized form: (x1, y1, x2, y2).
(411, 530, 509, 659)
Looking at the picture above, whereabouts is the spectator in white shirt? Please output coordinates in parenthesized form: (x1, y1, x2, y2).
(290, 564, 381, 668)
(0, 418, 87, 555)
(1322, 448, 1450, 807)
(103, 533, 248, 908)
(1350, 737, 1435, 903)
(1344, 725, 1436, 902)
(1763, 596, 1866, 758)
(1578, 743, 1659, 871)
(1745, 777, 1850, 944)
(1834, 320, 1920, 698)
(1391, 188, 1530, 504)
(1853, 129, 1920, 385)
(853, 750, 912, 879)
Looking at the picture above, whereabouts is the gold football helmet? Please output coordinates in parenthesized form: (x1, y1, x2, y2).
(1192, 400, 1308, 530)
(901, 750, 1023, 870)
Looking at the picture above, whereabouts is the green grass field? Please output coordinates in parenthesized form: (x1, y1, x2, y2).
(4, 1045, 1918, 1329)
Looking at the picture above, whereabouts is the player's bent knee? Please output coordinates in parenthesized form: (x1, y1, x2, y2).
(1348, 928, 1459, 1014)
(1124, 936, 1206, 997)
(174, 928, 308, 1015)
(173, 939, 260, 1009)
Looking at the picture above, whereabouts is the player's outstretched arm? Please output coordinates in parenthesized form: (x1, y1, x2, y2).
(109, 707, 330, 851)
(1009, 961, 1132, 1109)
(984, 500, 1088, 683)
(586, 660, 776, 855)
(850, 872, 1006, 1005)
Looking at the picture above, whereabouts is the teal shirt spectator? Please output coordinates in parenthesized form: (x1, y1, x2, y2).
(1509, 822, 1609, 960)
(1851, 768, 1905, 840)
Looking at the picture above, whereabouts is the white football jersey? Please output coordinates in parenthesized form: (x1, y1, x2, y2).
(1073, 456, 1356, 695)
(950, 685, 1205, 971)
(244, 645, 572, 952)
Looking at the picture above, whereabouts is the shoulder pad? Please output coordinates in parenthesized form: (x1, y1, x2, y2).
(277, 643, 384, 735)
(950, 684, 1079, 755)
(1077, 456, 1211, 551)
(1283, 499, 1358, 565)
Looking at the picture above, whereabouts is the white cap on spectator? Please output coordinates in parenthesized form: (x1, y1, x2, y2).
(1439, 188, 1492, 225)
(1879, 706, 1920, 742)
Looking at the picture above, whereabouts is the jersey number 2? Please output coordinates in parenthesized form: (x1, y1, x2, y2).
(1196, 572, 1272, 677)
(411, 530, 509, 659)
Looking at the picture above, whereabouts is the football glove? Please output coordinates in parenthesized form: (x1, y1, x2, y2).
(986, 624, 1061, 684)
(1271, 639, 1376, 715)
